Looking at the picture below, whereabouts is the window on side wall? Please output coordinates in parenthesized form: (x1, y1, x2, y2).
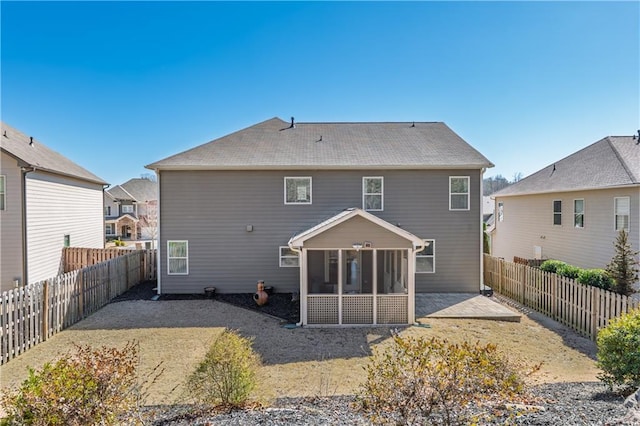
(553, 200, 562, 226)
(574, 199, 584, 228)
(497, 202, 504, 222)
(0, 175, 5, 210)
(122, 204, 134, 214)
(416, 240, 435, 273)
(450, 176, 470, 210)
(167, 240, 188, 275)
(284, 177, 312, 204)
(614, 197, 630, 231)
(279, 246, 299, 267)
(363, 177, 383, 211)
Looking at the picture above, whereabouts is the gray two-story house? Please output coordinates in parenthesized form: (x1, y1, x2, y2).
(146, 117, 493, 325)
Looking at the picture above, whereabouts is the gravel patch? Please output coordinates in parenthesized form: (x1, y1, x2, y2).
(129, 382, 629, 425)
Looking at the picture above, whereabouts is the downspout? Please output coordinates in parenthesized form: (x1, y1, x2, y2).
(20, 166, 36, 286)
(155, 170, 161, 295)
(480, 168, 486, 294)
(287, 244, 304, 326)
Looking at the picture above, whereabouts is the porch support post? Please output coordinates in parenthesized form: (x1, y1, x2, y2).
(372, 249, 377, 325)
(338, 249, 343, 325)
(300, 249, 308, 325)
(407, 248, 416, 324)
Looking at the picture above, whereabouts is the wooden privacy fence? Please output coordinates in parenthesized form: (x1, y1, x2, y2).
(484, 254, 639, 340)
(0, 249, 157, 365)
(63, 246, 132, 273)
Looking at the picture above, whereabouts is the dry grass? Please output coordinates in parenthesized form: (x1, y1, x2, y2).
(0, 299, 600, 406)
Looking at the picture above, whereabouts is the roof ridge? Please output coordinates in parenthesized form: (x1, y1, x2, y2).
(296, 121, 444, 124)
(605, 136, 638, 182)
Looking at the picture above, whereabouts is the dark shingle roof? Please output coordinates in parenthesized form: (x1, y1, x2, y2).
(146, 117, 493, 170)
(495, 136, 639, 197)
(107, 178, 157, 202)
(1, 122, 107, 185)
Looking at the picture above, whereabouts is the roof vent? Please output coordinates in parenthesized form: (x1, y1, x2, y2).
(2, 131, 6, 137)
(29, 136, 34, 146)
(411, 122, 415, 127)
(290, 117, 295, 129)
(634, 129, 640, 144)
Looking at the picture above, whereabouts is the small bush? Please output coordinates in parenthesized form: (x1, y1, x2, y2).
(578, 269, 614, 290)
(1, 342, 140, 426)
(556, 263, 581, 279)
(186, 329, 261, 408)
(540, 259, 566, 274)
(597, 307, 640, 391)
(356, 334, 529, 425)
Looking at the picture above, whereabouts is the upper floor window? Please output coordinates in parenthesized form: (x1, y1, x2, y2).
(449, 177, 470, 210)
(279, 246, 300, 267)
(122, 205, 134, 214)
(574, 199, 584, 228)
(614, 197, 630, 231)
(284, 177, 312, 204)
(106, 206, 112, 216)
(416, 240, 435, 273)
(553, 200, 562, 226)
(167, 240, 188, 275)
(497, 201, 504, 222)
(0, 175, 5, 210)
(363, 177, 383, 211)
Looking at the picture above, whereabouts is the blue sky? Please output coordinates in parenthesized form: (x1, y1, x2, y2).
(2, 1, 638, 187)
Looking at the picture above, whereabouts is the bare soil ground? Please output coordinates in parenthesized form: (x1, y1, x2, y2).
(0, 295, 600, 407)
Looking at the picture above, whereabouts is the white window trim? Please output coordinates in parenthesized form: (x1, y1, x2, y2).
(497, 201, 504, 222)
(574, 199, 585, 229)
(122, 204, 134, 214)
(614, 196, 630, 231)
(167, 240, 189, 275)
(553, 199, 562, 226)
(363, 176, 384, 211)
(449, 176, 470, 211)
(279, 246, 300, 267)
(284, 177, 312, 205)
(416, 239, 435, 274)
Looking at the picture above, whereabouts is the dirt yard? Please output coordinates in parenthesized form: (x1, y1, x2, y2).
(0, 298, 600, 406)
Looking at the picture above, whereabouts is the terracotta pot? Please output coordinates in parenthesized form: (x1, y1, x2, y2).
(254, 280, 268, 306)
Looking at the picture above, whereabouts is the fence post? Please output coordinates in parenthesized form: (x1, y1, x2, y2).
(78, 270, 84, 319)
(42, 281, 49, 342)
(590, 286, 599, 341)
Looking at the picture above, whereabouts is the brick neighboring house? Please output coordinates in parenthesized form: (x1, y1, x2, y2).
(104, 178, 158, 242)
(491, 135, 639, 274)
(146, 117, 494, 325)
(0, 122, 107, 292)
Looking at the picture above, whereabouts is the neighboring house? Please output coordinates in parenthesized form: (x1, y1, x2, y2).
(104, 178, 157, 241)
(0, 122, 107, 293)
(146, 117, 493, 325)
(491, 135, 639, 272)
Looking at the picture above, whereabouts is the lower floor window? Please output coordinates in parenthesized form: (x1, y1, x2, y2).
(168, 240, 188, 275)
(416, 240, 435, 273)
(280, 246, 300, 267)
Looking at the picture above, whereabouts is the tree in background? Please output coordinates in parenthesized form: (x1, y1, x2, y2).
(483, 173, 522, 196)
(606, 229, 639, 296)
(139, 200, 158, 248)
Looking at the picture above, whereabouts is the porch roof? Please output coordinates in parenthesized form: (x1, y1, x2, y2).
(288, 208, 424, 249)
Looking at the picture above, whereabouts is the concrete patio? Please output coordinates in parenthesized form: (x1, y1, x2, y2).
(415, 293, 521, 322)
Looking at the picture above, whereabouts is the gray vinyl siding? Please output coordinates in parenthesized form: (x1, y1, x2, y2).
(492, 187, 640, 270)
(159, 169, 483, 294)
(0, 152, 25, 292)
(25, 171, 105, 283)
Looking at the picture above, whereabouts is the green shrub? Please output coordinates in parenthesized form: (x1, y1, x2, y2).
(578, 269, 614, 290)
(597, 307, 640, 391)
(540, 260, 567, 274)
(186, 329, 261, 408)
(356, 335, 528, 425)
(556, 263, 581, 279)
(1, 342, 140, 426)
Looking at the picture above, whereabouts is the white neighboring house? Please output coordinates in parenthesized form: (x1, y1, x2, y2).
(104, 178, 157, 242)
(491, 135, 639, 273)
(0, 122, 107, 293)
